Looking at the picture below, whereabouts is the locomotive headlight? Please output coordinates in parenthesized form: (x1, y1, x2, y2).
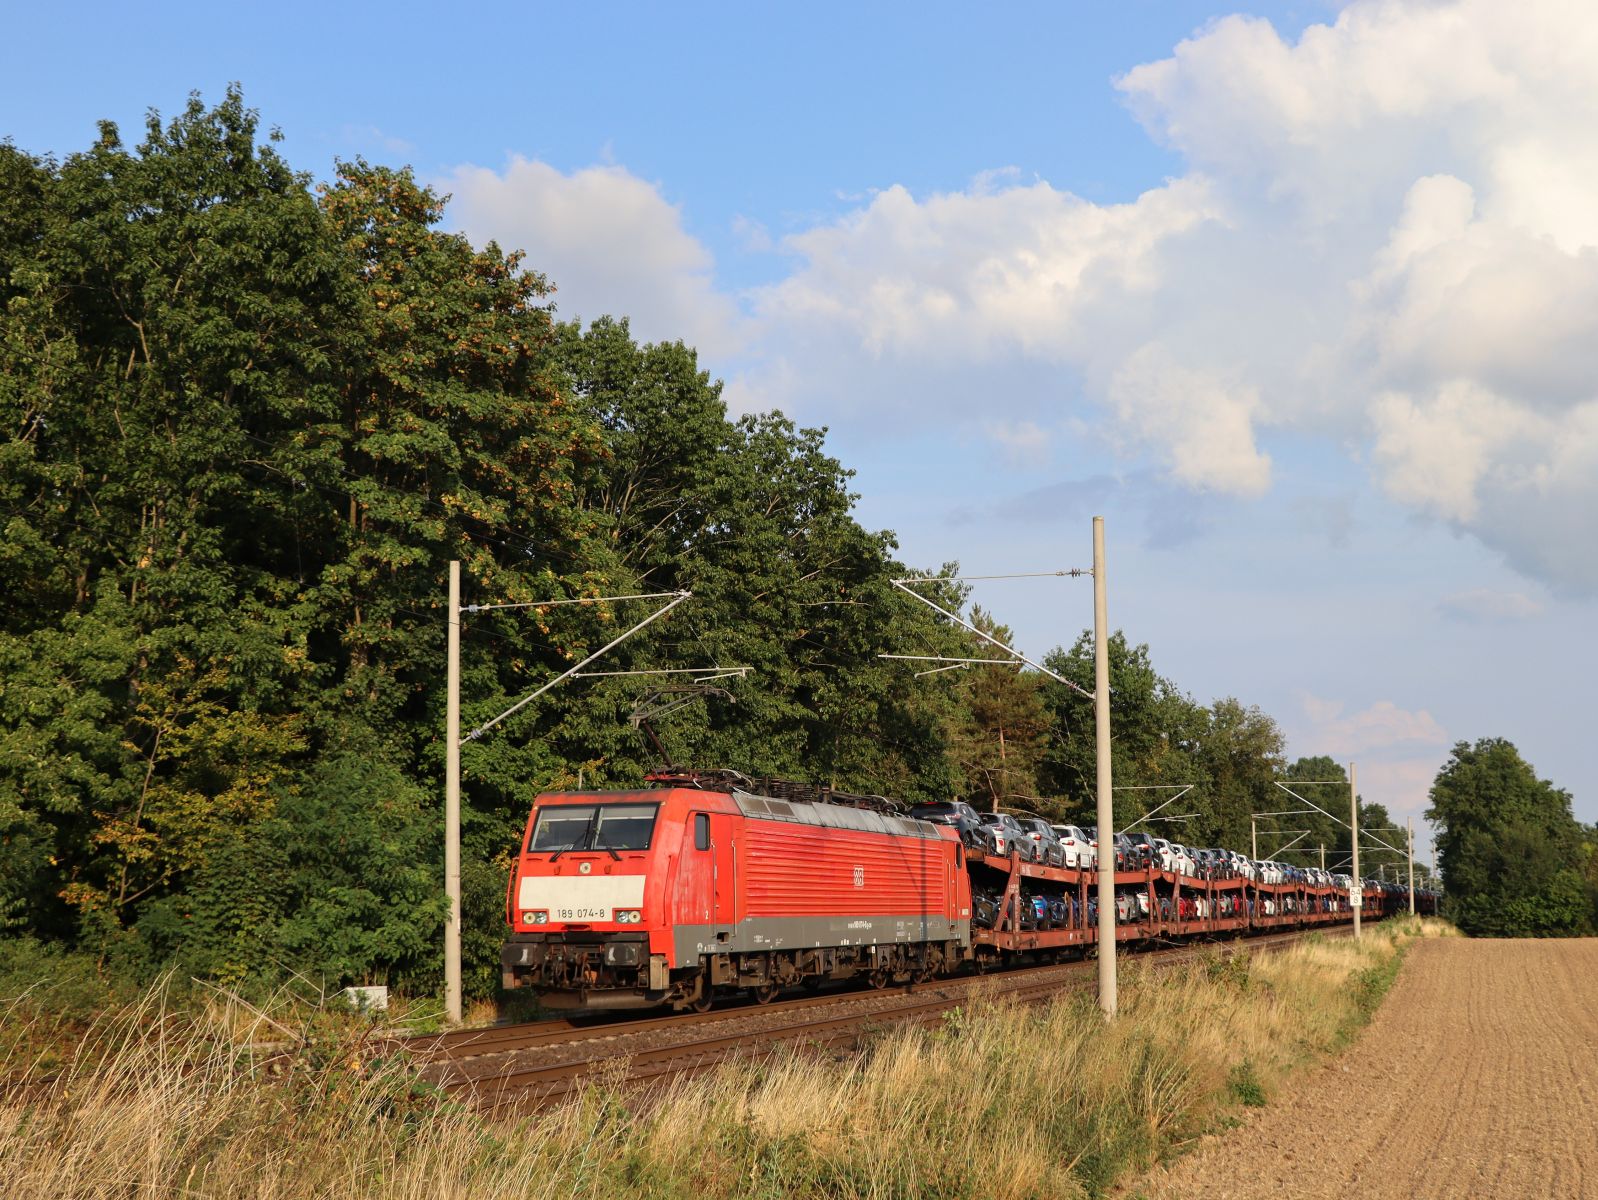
(614, 908, 642, 924)
(522, 910, 549, 925)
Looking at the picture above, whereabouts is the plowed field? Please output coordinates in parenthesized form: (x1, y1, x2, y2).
(1133, 937, 1598, 1199)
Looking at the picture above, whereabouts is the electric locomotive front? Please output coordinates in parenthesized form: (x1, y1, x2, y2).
(501, 788, 712, 1009)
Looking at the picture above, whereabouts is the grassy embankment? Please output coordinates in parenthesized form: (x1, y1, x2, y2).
(1, 918, 1454, 1200)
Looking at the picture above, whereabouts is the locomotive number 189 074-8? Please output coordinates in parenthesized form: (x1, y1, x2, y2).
(554, 906, 610, 921)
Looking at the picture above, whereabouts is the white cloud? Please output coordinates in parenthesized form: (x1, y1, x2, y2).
(1111, 0, 1598, 590)
(982, 419, 1052, 469)
(752, 175, 1217, 363)
(435, 1, 1598, 594)
(1369, 381, 1536, 522)
(341, 124, 414, 155)
(1438, 587, 1544, 622)
(1107, 346, 1270, 496)
(724, 0, 1598, 593)
(1298, 694, 1448, 759)
(1292, 695, 1450, 822)
(1354, 757, 1440, 825)
(438, 157, 746, 357)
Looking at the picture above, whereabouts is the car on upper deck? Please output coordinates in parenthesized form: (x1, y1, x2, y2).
(1123, 832, 1158, 869)
(977, 811, 1038, 861)
(908, 800, 1000, 855)
(1017, 817, 1066, 867)
(1050, 823, 1095, 869)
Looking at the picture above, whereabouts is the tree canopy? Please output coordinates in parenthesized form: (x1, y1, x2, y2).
(0, 93, 971, 989)
(1426, 738, 1594, 937)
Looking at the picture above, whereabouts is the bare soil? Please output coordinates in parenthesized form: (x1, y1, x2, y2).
(1132, 937, 1598, 1199)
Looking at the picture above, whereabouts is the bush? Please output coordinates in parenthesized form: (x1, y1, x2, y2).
(1226, 1059, 1267, 1107)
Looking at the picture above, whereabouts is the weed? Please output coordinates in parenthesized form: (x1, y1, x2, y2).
(1205, 949, 1252, 991)
(1227, 1058, 1267, 1107)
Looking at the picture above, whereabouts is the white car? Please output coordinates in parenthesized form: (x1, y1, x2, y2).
(1172, 844, 1198, 877)
(1050, 824, 1095, 869)
(1151, 837, 1178, 873)
(1165, 842, 1188, 877)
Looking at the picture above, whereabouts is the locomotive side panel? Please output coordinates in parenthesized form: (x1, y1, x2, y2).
(669, 792, 968, 964)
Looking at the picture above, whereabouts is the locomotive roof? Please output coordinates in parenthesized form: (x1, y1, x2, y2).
(731, 789, 942, 841)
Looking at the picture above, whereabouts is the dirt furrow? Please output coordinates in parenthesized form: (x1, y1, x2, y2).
(1133, 937, 1598, 1200)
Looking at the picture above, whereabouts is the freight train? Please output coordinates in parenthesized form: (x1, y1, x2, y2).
(500, 770, 1434, 1011)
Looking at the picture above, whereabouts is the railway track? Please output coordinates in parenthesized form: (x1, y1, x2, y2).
(425, 926, 1352, 1113)
(401, 963, 1048, 1063)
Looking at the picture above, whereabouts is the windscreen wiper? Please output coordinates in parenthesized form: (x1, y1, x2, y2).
(553, 812, 603, 862)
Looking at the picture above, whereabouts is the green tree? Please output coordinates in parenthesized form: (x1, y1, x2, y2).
(944, 609, 1050, 812)
(1270, 756, 1347, 869)
(1039, 632, 1204, 827)
(541, 318, 965, 801)
(0, 93, 616, 986)
(1269, 758, 1400, 877)
(1426, 738, 1588, 937)
(1186, 698, 1286, 852)
(0, 90, 355, 947)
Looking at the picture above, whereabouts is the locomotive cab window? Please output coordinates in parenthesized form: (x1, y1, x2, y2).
(527, 803, 660, 853)
(694, 813, 710, 851)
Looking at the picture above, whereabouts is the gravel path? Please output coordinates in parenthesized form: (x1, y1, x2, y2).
(1133, 937, 1598, 1200)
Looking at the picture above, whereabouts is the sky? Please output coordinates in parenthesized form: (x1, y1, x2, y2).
(6, 0, 1595, 852)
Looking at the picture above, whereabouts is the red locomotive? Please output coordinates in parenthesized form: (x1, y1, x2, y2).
(501, 771, 971, 1010)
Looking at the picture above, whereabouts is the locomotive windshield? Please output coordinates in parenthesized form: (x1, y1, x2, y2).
(527, 803, 659, 853)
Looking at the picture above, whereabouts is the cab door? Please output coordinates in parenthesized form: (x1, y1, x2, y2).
(707, 812, 736, 940)
(675, 812, 736, 939)
(674, 813, 712, 927)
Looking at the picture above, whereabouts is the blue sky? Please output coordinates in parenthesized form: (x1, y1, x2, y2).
(6, 1, 1594, 844)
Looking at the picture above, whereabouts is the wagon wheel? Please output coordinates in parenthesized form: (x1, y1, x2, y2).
(802, 975, 823, 992)
(689, 987, 714, 1014)
(752, 981, 779, 1005)
(867, 968, 890, 990)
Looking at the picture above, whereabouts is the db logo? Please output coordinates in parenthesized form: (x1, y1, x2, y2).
(853, 866, 865, 888)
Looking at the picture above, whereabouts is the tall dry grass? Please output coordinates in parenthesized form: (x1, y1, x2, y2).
(1, 919, 1448, 1200)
